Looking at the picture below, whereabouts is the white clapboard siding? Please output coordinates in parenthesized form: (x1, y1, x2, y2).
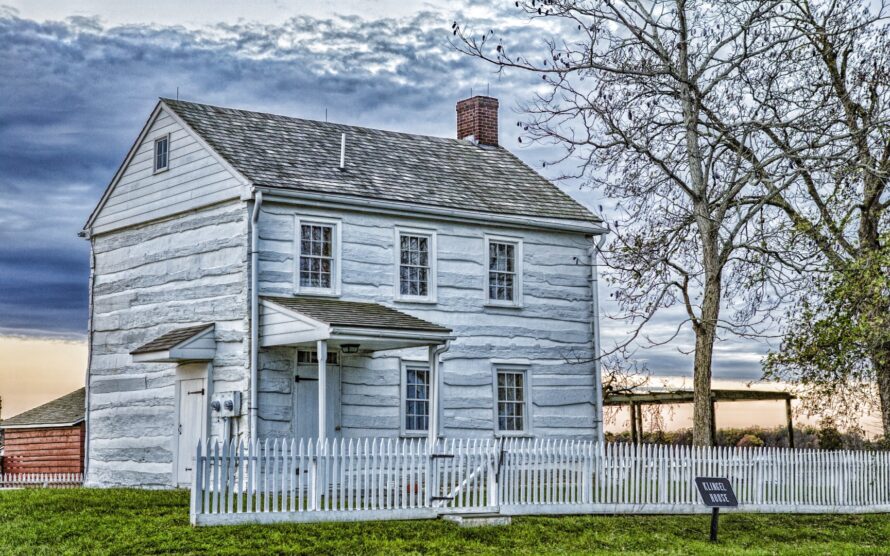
(91, 108, 244, 234)
(87, 201, 249, 488)
(0, 473, 83, 488)
(191, 438, 890, 526)
(256, 202, 598, 440)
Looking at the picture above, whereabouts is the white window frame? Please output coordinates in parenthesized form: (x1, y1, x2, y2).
(492, 365, 532, 436)
(153, 134, 170, 174)
(484, 234, 523, 308)
(294, 216, 342, 296)
(394, 226, 437, 303)
(400, 361, 432, 437)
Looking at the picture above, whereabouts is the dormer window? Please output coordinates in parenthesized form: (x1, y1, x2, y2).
(154, 135, 169, 173)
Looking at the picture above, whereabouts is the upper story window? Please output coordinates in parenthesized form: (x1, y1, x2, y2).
(154, 135, 169, 173)
(395, 228, 437, 303)
(485, 235, 523, 307)
(495, 367, 529, 435)
(295, 217, 341, 296)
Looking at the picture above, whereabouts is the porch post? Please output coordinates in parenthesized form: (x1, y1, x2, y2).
(317, 339, 327, 440)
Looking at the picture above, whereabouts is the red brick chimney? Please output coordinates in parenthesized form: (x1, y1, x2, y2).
(456, 96, 499, 146)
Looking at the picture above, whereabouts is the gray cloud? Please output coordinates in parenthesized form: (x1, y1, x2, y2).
(0, 6, 771, 382)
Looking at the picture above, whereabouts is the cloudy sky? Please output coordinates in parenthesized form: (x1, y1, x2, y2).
(0, 0, 785, 421)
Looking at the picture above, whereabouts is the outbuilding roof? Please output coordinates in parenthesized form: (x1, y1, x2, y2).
(161, 98, 599, 224)
(130, 324, 214, 355)
(263, 296, 451, 334)
(0, 388, 85, 429)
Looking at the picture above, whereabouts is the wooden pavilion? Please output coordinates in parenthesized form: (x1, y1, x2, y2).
(604, 388, 797, 447)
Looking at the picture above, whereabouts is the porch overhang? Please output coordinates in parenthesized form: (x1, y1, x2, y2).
(130, 324, 216, 363)
(260, 297, 453, 351)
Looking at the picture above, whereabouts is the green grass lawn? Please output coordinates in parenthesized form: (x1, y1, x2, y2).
(1, 488, 889, 555)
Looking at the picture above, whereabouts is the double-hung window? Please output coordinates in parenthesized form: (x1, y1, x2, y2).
(402, 364, 430, 434)
(395, 228, 436, 302)
(295, 218, 340, 295)
(485, 236, 522, 306)
(495, 368, 529, 434)
(154, 135, 169, 173)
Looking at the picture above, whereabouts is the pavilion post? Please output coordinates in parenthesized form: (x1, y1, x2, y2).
(785, 397, 795, 449)
(317, 339, 327, 440)
(630, 401, 638, 444)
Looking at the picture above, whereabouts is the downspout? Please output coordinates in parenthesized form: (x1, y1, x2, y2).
(590, 233, 608, 446)
(430, 340, 451, 444)
(249, 191, 263, 441)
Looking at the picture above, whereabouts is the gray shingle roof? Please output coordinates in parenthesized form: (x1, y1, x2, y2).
(1, 388, 85, 428)
(264, 296, 451, 334)
(131, 324, 213, 355)
(161, 99, 599, 223)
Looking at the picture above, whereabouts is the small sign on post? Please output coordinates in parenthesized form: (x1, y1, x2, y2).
(694, 477, 738, 542)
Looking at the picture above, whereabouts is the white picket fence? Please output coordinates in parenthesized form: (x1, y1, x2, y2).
(0, 473, 83, 488)
(190, 438, 890, 525)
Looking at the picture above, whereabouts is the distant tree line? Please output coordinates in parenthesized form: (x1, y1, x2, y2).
(607, 425, 890, 451)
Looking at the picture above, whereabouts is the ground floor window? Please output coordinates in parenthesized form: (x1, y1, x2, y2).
(403, 365, 430, 434)
(496, 368, 528, 434)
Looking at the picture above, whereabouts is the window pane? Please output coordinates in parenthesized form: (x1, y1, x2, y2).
(299, 224, 334, 290)
(496, 370, 526, 432)
(405, 368, 430, 431)
(155, 137, 168, 170)
(399, 233, 431, 298)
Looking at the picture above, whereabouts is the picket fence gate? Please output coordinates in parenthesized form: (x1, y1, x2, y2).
(0, 473, 83, 488)
(190, 438, 890, 526)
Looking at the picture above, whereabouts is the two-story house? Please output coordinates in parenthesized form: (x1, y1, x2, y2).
(80, 96, 607, 487)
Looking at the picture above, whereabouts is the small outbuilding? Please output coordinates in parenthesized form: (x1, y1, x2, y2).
(0, 388, 86, 475)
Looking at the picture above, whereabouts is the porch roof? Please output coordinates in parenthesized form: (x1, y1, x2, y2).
(130, 323, 216, 362)
(260, 296, 453, 350)
(263, 296, 451, 333)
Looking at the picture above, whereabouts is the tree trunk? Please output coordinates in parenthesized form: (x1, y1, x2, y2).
(873, 350, 890, 439)
(692, 276, 720, 446)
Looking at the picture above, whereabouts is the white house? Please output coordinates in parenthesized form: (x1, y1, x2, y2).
(80, 95, 608, 487)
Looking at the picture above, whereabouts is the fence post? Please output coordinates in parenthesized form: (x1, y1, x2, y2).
(190, 440, 203, 524)
(581, 441, 591, 504)
(488, 441, 499, 508)
(309, 439, 319, 511)
(425, 437, 436, 508)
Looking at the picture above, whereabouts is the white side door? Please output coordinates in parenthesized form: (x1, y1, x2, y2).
(177, 377, 207, 486)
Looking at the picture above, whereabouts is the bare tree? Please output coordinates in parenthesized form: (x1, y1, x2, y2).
(753, 0, 890, 435)
(455, 0, 794, 444)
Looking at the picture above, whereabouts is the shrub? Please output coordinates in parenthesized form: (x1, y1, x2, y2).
(818, 425, 844, 451)
(737, 434, 764, 448)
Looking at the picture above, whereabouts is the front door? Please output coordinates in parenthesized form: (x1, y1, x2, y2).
(293, 368, 320, 439)
(177, 377, 207, 486)
(293, 351, 340, 439)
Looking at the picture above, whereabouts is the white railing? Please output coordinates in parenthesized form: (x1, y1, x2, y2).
(191, 438, 890, 526)
(0, 473, 83, 488)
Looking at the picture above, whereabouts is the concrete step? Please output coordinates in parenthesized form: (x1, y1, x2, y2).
(441, 513, 511, 528)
